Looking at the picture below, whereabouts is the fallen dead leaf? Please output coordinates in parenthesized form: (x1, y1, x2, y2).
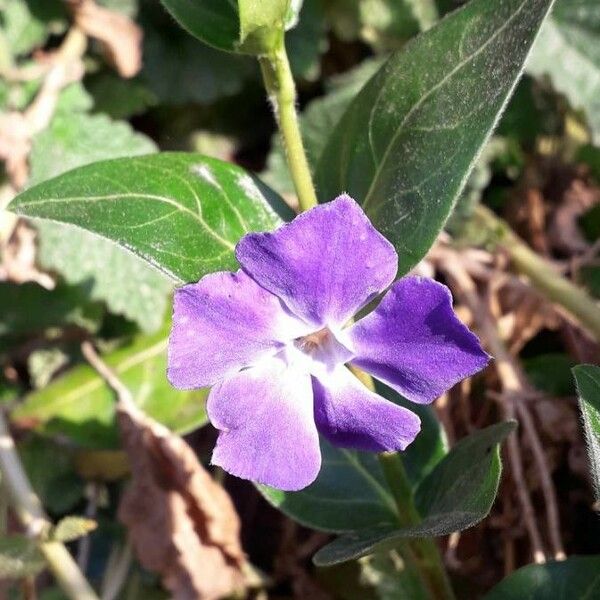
(68, 0, 142, 77)
(117, 401, 246, 600)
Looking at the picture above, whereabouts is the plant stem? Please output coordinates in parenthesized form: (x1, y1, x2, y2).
(259, 42, 319, 212)
(475, 205, 600, 343)
(258, 35, 454, 598)
(379, 453, 456, 600)
(0, 412, 99, 600)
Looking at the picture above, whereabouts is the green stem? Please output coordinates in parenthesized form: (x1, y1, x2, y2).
(475, 205, 600, 343)
(0, 412, 99, 600)
(379, 453, 456, 600)
(259, 42, 318, 212)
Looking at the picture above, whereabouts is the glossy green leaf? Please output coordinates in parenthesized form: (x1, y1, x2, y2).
(29, 83, 173, 333)
(527, 0, 600, 143)
(314, 421, 515, 566)
(316, 0, 556, 277)
(10, 153, 286, 284)
(0, 536, 45, 579)
(11, 326, 208, 449)
(158, 0, 240, 52)
(259, 385, 446, 532)
(483, 556, 600, 600)
(573, 364, 600, 500)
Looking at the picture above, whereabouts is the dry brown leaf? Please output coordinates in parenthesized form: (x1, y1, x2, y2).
(117, 402, 246, 600)
(0, 112, 32, 189)
(69, 0, 142, 77)
(548, 179, 599, 255)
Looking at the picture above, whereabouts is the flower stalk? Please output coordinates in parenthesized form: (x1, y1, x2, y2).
(379, 453, 456, 600)
(259, 41, 319, 212)
(0, 411, 99, 600)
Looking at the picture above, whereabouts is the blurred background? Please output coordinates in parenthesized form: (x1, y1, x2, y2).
(0, 0, 599, 598)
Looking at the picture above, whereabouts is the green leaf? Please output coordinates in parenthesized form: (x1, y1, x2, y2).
(314, 422, 515, 566)
(259, 385, 446, 532)
(0, 0, 66, 58)
(286, 0, 327, 81)
(482, 556, 600, 599)
(141, 3, 256, 105)
(26, 83, 173, 332)
(11, 152, 286, 284)
(19, 436, 85, 514)
(523, 353, 577, 396)
(572, 364, 600, 501)
(159, 0, 302, 54)
(0, 282, 101, 341)
(35, 223, 173, 333)
(315, 0, 556, 277)
(51, 517, 97, 543)
(261, 441, 398, 532)
(11, 326, 208, 449)
(0, 536, 45, 579)
(158, 0, 240, 52)
(85, 72, 157, 119)
(527, 0, 600, 143)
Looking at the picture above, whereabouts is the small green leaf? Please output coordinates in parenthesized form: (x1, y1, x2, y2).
(12, 326, 208, 449)
(51, 517, 97, 543)
(0, 536, 45, 579)
(482, 556, 600, 599)
(573, 364, 600, 501)
(159, 0, 302, 55)
(259, 385, 446, 532)
(527, 0, 600, 143)
(316, 0, 556, 277)
(10, 153, 286, 284)
(314, 421, 515, 566)
(158, 0, 240, 52)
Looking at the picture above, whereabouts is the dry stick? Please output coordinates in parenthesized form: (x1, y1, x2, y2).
(0, 412, 99, 600)
(437, 246, 566, 560)
(433, 248, 548, 564)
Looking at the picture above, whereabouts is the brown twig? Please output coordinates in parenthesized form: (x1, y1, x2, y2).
(438, 244, 567, 561)
(432, 245, 549, 564)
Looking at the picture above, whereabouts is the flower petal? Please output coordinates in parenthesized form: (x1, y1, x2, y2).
(236, 195, 398, 328)
(168, 270, 308, 389)
(313, 366, 421, 452)
(348, 277, 490, 404)
(208, 357, 321, 491)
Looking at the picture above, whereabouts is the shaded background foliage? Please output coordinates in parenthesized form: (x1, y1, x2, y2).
(1, 0, 600, 598)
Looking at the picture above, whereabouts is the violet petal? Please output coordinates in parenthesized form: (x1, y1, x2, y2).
(235, 195, 398, 328)
(167, 270, 308, 389)
(313, 366, 421, 452)
(208, 357, 321, 491)
(349, 277, 490, 404)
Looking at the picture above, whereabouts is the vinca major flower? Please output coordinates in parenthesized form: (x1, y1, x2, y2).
(167, 195, 489, 490)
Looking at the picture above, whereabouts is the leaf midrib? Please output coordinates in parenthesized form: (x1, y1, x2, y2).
(15, 192, 236, 251)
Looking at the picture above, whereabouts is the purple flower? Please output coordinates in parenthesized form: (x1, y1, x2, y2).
(167, 195, 489, 491)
